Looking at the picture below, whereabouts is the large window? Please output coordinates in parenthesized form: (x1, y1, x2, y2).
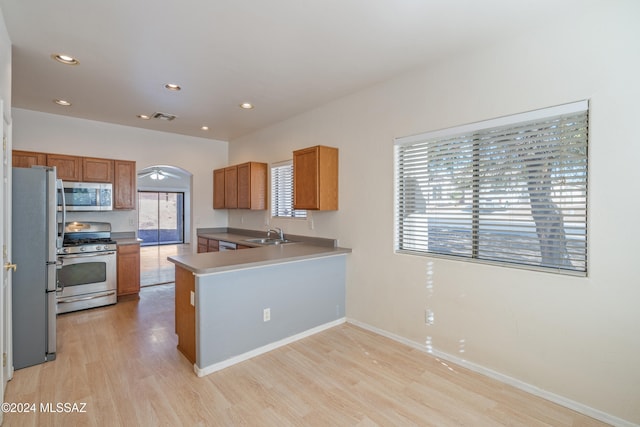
(395, 101, 588, 275)
(271, 161, 306, 218)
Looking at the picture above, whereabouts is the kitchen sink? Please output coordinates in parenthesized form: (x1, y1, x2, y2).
(243, 238, 295, 245)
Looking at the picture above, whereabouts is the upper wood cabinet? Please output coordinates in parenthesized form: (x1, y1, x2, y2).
(293, 145, 338, 210)
(12, 150, 47, 168)
(224, 166, 238, 209)
(114, 160, 136, 210)
(213, 168, 226, 209)
(82, 157, 113, 182)
(46, 153, 82, 181)
(214, 162, 267, 210)
(13, 150, 136, 211)
(237, 162, 267, 210)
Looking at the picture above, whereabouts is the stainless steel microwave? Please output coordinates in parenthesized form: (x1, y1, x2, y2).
(59, 182, 113, 211)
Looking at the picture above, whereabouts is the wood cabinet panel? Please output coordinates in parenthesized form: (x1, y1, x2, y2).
(214, 163, 266, 210)
(47, 153, 82, 181)
(13, 150, 136, 209)
(237, 162, 267, 210)
(12, 150, 47, 168)
(175, 266, 196, 364)
(224, 166, 238, 209)
(117, 244, 140, 297)
(114, 160, 136, 210)
(197, 237, 220, 253)
(293, 145, 338, 210)
(82, 157, 113, 182)
(213, 168, 225, 209)
(197, 237, 209, 253)
(207, 239, 219, 252)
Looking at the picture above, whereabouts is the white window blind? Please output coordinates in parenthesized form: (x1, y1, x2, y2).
(271, 161, 307, 218)
(395, 101, 588, 275)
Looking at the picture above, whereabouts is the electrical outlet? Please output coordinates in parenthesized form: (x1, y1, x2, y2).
(425, 309, 434, 325)
(263, 308, 271, 322)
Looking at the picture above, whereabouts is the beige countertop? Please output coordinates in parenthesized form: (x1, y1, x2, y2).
(114, 237, 142, 246)
(169, 232, 351, 275)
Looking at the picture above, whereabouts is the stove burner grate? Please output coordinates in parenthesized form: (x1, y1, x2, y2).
(63, 238, 117, 247)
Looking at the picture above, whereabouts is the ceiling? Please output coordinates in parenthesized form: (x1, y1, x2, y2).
(1, 0, 584, 141)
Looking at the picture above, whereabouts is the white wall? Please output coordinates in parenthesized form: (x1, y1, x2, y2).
(0, 8, 10, 107)
(11, 109, 228, 245)
(229, 2, 640, 424)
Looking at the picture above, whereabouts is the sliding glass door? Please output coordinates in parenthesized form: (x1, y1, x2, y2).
(138, 191, 184, 246)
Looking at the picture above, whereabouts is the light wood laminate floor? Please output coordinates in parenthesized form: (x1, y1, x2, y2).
(140, 243, 190, 287)
(4, 284, 608, 426)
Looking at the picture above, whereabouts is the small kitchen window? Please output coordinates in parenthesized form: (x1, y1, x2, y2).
(394, 100, 589, 275)
(271, 161, 307, 218)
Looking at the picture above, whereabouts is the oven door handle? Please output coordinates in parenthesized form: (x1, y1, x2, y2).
(57, 291, 116, 304)
(58, 251, 116, 259)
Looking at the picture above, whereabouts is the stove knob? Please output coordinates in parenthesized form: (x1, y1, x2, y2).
(81, 246, 86, 252)
(96, 245, 103, 251)
(63, 248, 69, 254)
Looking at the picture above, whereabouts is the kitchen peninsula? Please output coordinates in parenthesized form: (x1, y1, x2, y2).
(168, 231, 351, 377)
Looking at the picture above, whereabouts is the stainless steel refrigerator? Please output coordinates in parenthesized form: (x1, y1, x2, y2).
(12, 166, 61, 369)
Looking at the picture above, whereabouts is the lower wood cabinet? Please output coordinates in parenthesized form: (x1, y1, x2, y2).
(117, 243, 140, 298)
(197, 237, 209, 253)
(198, 237, 219, 253)
(175, 265, 196, 363)
(197, 237, 252, 252)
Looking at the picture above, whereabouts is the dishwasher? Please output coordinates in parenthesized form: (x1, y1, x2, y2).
(218, 241, 237, 251)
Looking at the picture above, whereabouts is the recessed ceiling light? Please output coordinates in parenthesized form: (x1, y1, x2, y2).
(201, 126, 209, 131)
(239, 102, 254, 109)
(137, 114, 151, 120)
(51, 54, 79, 65)
(164, 83, 181, 91)
(53, 99, 71, 106)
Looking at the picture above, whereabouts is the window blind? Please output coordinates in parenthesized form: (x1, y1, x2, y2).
(395, 101, 588, 275)
(271, 161, 307, 218)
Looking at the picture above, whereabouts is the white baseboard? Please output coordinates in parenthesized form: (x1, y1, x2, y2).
(194, 318, 347, 378)
(346, 318, 637, 427)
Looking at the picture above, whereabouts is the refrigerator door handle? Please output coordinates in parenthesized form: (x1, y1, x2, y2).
(46, 262, 57, 292)
(46, 291, 57, 360)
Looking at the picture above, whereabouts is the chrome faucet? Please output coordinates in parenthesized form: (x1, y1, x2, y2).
(267, 227, 284, 240)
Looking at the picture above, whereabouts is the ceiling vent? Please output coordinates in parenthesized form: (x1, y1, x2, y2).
(151, 112, 177, 121)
